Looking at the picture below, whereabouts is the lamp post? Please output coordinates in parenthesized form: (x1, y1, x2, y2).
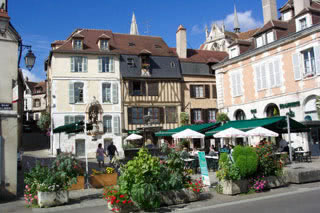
(18, 44, 36, 71)
(286, 109, 295, 163)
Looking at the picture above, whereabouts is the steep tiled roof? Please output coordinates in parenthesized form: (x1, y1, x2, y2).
(228, 39, 252, 48)
(169, 48, 228, 63)
(52, 29, 176, 57)
(26, 81, 37, 91)
(237, 28, 260, 40)
(32, 81, 46, 95)
(253, 20, 289, 36)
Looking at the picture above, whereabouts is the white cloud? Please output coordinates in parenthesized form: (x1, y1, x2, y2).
(191, 24, 204, 35)
(21, 68, 43, 82)
(211, 10, 262, 32)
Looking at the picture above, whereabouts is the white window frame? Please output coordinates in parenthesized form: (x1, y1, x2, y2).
(266, 31, 274, 44)
(229, 47, 238, 59)
(302, 48, 316, 76)
(74, 82, 84, 103)
(296, 14, 312, 32)
(230, 71, 242, 97)
(193, 109, 202, 121)
(102, 82, 112, 103)
(100, 40, 109, 50)
(282, 11, 292, 21)
(195, 85, 204, 98)
(99, 57, 112, 73)
(71, 56, 87, 73)
(255, 58, 282, 91)
(73, 39, 82, 50)
(103, 115, 113, 133)
(127, 58, 135, 67)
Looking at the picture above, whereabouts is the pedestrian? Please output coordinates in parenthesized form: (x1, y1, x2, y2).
(107, 141, 119, 162)
(96, 143, 107, 168)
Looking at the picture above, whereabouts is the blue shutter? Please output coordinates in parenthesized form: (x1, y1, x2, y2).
(110, 57, 114, 73)
(313, 46, 320, 75)
(71, 57, 74, 72)
(98, 57, 102, 73)
(112, 83, 118, 104)
(83, 57, 88, 72)
(113, 115, 120, 135)
(293, 53, 301, 80)
(69, 82, 75, 104)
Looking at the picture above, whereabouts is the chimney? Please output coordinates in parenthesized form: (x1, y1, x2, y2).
(262, 0, 278, 24)
(294, 0, 310, 16)
(176, 25, 187, 59)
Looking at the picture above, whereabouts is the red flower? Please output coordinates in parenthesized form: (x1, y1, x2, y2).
(116, 200, 120, 203)
(193, 188, 196, 191)
(111, 201, 114, 204)
(128, 200, 132, 204)
(123, 200, 126, 204)
(197, 189, 200, 192)
(120, 195, 124, 198)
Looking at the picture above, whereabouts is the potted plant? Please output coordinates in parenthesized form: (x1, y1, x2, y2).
(90, 167, 118, 188)
(103, 186, 135, 213)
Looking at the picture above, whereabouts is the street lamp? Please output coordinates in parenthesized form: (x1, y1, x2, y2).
(18, 44, 36, 71)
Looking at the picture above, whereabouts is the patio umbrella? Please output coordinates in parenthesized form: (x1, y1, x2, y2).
(246, 127, 279, 137)
(213, 127, 248, 138)
(124, 133, 143, 141)
(172, 129, 205, 139)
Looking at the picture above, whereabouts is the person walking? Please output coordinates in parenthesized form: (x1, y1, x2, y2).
(107, 141, 119, 162)
(96, 143, 107, 168)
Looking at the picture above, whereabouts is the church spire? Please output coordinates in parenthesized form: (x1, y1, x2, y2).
(205, 24, 209, 40)
(233, 3, 240, 33)
(130, 12, 139, 35)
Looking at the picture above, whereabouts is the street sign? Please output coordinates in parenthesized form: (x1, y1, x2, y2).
(0, 103, 12, 110)
(198, 151, 210, 186)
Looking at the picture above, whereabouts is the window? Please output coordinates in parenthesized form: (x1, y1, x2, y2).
(266, 32, 274, 43)
(71, 56, 87, 72)
(235, 110, 246, 120)
(147, 82, 158, 96)
(99, 57, 113, 73)
(75, 139, 85, 157)
(35, 87, 42, 94)
(100, 40, 108, 50)
(147, 108, 160, 124)
(74, 82, 84, 103)
(64, 115, 84, 125)
(255, 59, 281, 90)
(266, 104, 280, 117)
(208, 109, 217, 122)
(127, 58, 135, 67)
(103, 115, 112, 133)
(130, 81, 145, 96)
(73, 39, 82, 50)
(282, 11, 292, 21)
(170, 62, 176, 68)
(194, 86, 204, 98)
(33, 99, 40, 107)
(131, 107, 144, 124)
(302, 48, 315, 75)
(230, 48, 238, 58)
(299, 18, 307, 30)
(102, 83, 111, 103)
(192, 109, 202, 123)
(166, 107, 177, 123)
(231, 72, 242, 97)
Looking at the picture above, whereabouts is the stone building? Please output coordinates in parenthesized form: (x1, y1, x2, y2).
(24, 80, 47, 121)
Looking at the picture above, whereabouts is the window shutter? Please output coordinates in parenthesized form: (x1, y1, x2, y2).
(128, 108, 133, 124)
(261, 63, 267, 89)
(112, 83, 118, 104)
(236, 73, 242, 95)
(314, 46, 320, 75)
(159, 107, 164, 123)
(98, 57, 102, 73)
(71, 57, 75, 72)
(103, 116, 107, 133)
(129, 81, 133, 96)
(292, 53, 301, 80)
(190, 85, 195, 98)
(110, 57, 114, 73)
(255, 66, 261, 91)
(83, 57, 88, 72)
(274, 59, 281, 86)
(64, 116, 70, 125)
(269, 61, 275, 87)
(113, 115, 120, 135)
(69, 82, 75, 104)
(202, 109, 208, 123)
(141, 82, 146, 96)
(148, 82, 158, 96)
(212, 85, 217, 98)
(205, 85, 210, 98)
(231, 73, 237, 97)
(191, 109, 195, 124)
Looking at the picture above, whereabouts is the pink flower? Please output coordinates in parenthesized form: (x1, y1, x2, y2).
(25, 185, 29, 189)
(34, 195, 38, 200)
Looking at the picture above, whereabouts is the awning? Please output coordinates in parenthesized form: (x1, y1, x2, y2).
(205, 116, 308, 136)
(155, 123, 219, 137)
(53, 121, 88, 134)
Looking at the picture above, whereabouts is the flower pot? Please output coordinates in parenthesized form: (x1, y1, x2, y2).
(69, 176, 85, 191)
(90, 173, 117, 188)
(37, 191, 69, 208)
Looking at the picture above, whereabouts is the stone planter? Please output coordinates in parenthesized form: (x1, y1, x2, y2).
(220, 180, 249, 195)
(69, 176, 85, 191)
(37, 191, 69, 208)
(107, 201, 137, 213)
(159, 188, 200, 206)
(265, 176, 287, 189)
(90, 173, 117, 188)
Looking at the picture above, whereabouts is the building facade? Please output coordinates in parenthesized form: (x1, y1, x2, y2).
(47, 29, 123, 157)
(214, 0, 320, 150)
(24, 80, 47, 121)
(0, 0, 24, 198)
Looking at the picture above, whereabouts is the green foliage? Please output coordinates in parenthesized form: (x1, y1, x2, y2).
(233, 146, 258, 178)
(218, 153, 229, 167)
(180, 112, 189, 125)
(216, 112, 230, 123)
(178, 139, 190, 149)
(256, 142, 282, 176)
(119, 148, 189, 210)
(37, 112, 51, 131)
(216, 158, 241, 181)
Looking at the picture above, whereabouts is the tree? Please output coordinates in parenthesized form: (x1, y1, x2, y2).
(216, 112, 230, 123)
(37, 112, 51, 131)
(180, 112, 189, 126)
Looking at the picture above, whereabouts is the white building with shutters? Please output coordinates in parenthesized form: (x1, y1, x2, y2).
(213, 0, 320, 151)
(46, 29, 123, 157)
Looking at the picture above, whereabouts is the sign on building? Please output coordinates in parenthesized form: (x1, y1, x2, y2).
(0, 103, 12, 110)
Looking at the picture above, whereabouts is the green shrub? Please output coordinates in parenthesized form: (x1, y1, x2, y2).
(219, 153, 229, 167)
(216, 158, 241, 181)
(233, 146, 258, 178)
(256, 142, 282, 176)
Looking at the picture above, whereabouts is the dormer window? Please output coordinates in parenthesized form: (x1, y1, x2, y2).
(127, 58, 135, 67)
(230, 47, 238, 58)
(73, 39, 83, 50)
(296, 14, 312, 32)
(100, 40, 109, 50)
(256, 35, 266, 48)
(266, 31, 274, 43)
(300, 18, 307, 30)
(141, 55, 150, 69)
(282, 10, 293, 21)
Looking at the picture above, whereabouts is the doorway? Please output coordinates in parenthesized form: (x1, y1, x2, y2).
(75, 139, 85, 157)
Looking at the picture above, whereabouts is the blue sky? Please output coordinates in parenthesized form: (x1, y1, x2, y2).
(9, 0, 287, 82)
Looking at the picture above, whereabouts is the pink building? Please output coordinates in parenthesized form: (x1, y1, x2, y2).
(214, 0, 320, 151)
